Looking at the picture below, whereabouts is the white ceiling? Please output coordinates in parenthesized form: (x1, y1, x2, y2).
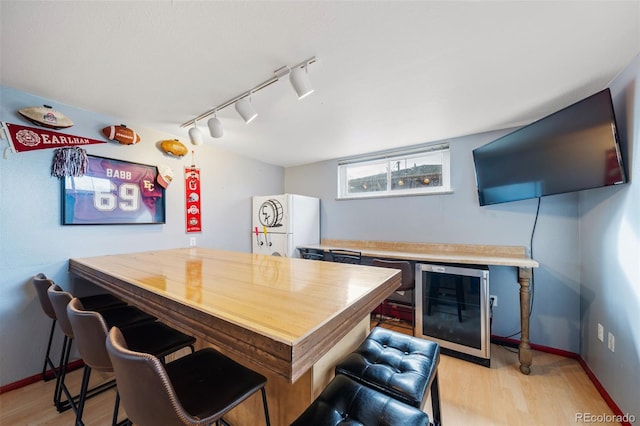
(2, 1, 639, 167)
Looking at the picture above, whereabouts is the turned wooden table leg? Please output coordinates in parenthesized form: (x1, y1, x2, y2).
(518, 267, 533, 374)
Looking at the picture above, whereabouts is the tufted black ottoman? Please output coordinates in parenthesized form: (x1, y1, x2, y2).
(290, 374, 429, 426)
(335, 327, 441, 425)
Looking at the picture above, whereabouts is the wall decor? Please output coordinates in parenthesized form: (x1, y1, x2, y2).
(102, 124, 141, 145)
(185, 166, 201, 233)
(62, 155, 165, 225)
(2, 122, 105, 153)
(18, 105, 74, 129)
(156, 164, 174, 188)
(51, 146, 88, 177)
(160, 139, 188, 157)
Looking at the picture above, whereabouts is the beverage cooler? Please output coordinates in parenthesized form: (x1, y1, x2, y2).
(251, 194, 320, 257)
(415, 263, 491, 366)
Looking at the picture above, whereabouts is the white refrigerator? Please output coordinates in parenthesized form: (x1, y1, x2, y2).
(251, 194, 320, 257)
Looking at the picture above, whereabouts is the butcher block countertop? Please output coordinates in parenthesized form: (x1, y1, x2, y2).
(300, 239, 539, 268)
(68, 247, 400, 383)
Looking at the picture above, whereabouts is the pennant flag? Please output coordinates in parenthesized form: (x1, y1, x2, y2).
(185, 166, 202, 233)
(3, 122, 106, 153)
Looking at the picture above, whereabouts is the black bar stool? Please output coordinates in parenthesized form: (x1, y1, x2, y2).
(298, 247, 325, 260)
(371, 259, 415, 334)
(291, 374, 429, 426)
(329, 249, 362, 264)
(335, 327, 442, 425)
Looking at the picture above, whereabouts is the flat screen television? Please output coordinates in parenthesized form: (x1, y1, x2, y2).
(473, 88, 626, 206)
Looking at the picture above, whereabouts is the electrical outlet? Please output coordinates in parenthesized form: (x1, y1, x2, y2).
(608, 332, 615, 352)
(189, 237, 197, 247)
(489, 295, 498, 308)
(597, 323, 604, 342)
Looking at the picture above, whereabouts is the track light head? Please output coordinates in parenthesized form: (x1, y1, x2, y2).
(188, 122, 204, 145)
(207, 115, 224, 138)
(235, 97, 257, 124)
(290, 65, 314, 99)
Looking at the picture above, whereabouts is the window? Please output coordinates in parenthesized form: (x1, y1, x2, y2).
(337, 144, 450, 199)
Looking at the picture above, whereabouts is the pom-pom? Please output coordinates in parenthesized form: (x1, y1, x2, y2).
(51, 147, 88, 177)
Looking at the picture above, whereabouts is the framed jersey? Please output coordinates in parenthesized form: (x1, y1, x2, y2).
(62, 155, 166, 225)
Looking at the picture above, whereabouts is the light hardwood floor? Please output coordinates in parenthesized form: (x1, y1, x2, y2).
(0, 322, 618, 426)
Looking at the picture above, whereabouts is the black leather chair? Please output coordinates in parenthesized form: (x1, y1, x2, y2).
(106, 326, 271, 426)
(329, 249, 362, 264)
(335, 327, 442, 426)
(32, 273, 125, 382)
(47, 284, 156, 414)
(371, 259, 415, 333)
(290, 374, 429, 426)
(67, 297, 196, 426)
(298, 247, 325, 261)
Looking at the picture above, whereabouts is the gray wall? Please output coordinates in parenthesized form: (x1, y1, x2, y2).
(285, 131, 582, 352)
(0, 86, 284, 386)
(579, 55, 640, 415)
(285, 55, 640, 416)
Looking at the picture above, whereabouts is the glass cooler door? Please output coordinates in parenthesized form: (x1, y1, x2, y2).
(416, 264, 490, 361)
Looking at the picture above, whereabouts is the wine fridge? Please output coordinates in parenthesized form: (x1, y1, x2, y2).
(415, 263, 490, 366)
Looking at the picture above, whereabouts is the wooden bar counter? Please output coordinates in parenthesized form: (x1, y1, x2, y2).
(69, 247, 400, 425)
(299, 239, 539, 374)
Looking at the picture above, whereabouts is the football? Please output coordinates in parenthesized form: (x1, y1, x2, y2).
(160, 139, 188, 157)
(18, 105, 74, 129)
(102, 124, 141, 145)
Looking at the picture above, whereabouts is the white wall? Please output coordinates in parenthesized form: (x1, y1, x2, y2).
(285, 129, 583, 353)
(0, 86, 284, 386)
(579, 55, 640, 416)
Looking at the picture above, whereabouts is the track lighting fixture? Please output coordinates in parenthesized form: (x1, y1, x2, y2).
(180, 56, 317, 138)
(290, 65, 314, 99)
(188, 121, 204, 146)
(207, 114, 224, 138)
(235, 96, 258, 124)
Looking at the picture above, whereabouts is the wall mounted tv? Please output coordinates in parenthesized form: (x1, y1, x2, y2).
(473, 88, 626, 206)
